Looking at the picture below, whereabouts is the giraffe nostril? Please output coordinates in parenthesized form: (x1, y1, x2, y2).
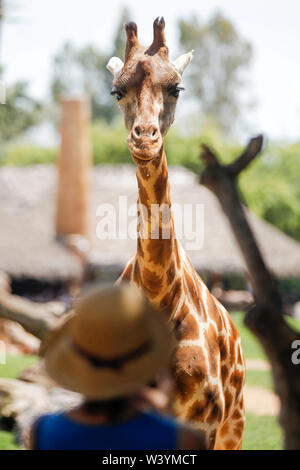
(133, 125, 159, 141)
(134, 126, 141, 137)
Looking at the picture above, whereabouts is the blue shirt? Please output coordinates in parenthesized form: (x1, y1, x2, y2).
(34, 410, 178, 450)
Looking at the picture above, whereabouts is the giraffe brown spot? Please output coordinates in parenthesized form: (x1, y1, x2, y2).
(154, 222, 173, 245)
(174, 307, 199, 341)
(224, 438, 236, 450)
(186, 385, 221, 424)
(224, 390, 233, 420)
(142, 267, 162, 297)
(137, 176, 150, 207)
(207, 294, 223, 331)
(219, 421, 230, 438)
(137, 237, 144, 257)
(138, 165, 151, 181)
(185, 269, 201, 307)
(186, 399, 208, 422)
(232, 408, 242, 420)
(206, 401, 223, 425)
(132, 260, 140, 283)
(160, 278, 181, 311)
(147, 238, 173, 265)
(152, 156, 161, 169)
(207, 324, 219, 352)
(233, 421, 245, 439)
(229, 337, 236, 363)
(221, 364, 229, 384)
(204, 385, 219, 405)
(218, 334, 228, 362)
(205, 327, 219, 377)
(174, 373, 199, 406)
(174, 242, 181, 269)
(166, 260, 175, 285)
(172, 345, 206, 405)
(230, 369, 244, 390)
(168, 278, 182, 309)
(154, 167, 168, 203)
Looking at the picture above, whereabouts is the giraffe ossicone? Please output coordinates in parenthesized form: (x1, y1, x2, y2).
(107, 17, 246, 450)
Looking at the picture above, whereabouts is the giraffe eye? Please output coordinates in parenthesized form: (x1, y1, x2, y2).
(169, 85, 185, 98)
(111, 89, 124, 101)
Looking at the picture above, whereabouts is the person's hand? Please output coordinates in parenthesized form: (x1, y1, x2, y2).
(137, 372, 173, 413)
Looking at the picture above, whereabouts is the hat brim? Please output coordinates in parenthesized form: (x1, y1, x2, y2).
(43, 314, 174, 400)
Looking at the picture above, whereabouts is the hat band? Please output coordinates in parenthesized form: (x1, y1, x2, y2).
(72, 339, 153, 370)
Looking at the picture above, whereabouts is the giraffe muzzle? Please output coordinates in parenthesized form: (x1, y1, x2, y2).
(128, 126, 163, 160)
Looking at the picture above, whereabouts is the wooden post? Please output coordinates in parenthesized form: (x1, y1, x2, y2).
(56, 97, 92, 241)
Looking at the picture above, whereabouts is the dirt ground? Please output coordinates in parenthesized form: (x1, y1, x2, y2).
(246, 358, 271, 371)
(244, 385, 280, 416)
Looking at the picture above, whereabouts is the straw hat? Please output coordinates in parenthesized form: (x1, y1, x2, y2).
(43, 283, 174, 399)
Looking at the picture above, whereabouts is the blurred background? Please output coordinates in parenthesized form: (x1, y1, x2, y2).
(2, 0, 300, 240)
(0, 0, 300, 450)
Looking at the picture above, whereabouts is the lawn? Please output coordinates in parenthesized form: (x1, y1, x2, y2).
(243, 414, 283, 450)
(0, 353, 39, 450)
(230, 312, 267, 359)
(1, 312, 298, 450)
(0, 354, 38, 379)
(0, 430, 19, 450)
(231, 312, 288, 450)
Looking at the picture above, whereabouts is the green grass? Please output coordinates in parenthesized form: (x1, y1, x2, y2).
(243, 413, 283, 450)
(231, 312, 267, 359)
(245, 369, 273, 390)
(0, 354, 38, 450)
(0, 431, 19, 450)
(232, 312, 283, 449)
(0, 354, 38, 379)
(0, 146, 56, 166)
(1, 312, 296, 450)
(231, 311, 300, 360)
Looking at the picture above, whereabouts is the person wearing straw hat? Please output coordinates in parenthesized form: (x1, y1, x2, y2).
(29, 283, 207, 450)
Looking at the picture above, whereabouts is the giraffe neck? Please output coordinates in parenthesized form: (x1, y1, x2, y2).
(132, 145, 181, 306)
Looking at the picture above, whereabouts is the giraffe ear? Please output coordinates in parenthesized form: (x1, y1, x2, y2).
(106, 57, 124, 77)
(172, 50, 194, 75)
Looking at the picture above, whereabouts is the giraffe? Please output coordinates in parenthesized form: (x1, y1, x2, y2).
(107, 17, 246, 450)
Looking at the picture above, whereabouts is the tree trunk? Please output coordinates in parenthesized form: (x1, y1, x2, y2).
(200, 136, 300, 449)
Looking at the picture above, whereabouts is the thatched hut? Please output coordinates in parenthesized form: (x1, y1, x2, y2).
(1, 164, 300, 295)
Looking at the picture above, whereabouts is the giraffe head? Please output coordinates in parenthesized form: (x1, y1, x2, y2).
(107, 17, 194, 162)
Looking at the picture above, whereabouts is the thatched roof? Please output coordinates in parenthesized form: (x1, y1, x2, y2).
(0, 166, 82, 281)
(1, 164, 300, 281)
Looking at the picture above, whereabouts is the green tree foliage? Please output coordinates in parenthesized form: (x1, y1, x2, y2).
(238, 143, 300, 241)
(2, 122, 300, 243)
(0, 2, 41, 143)
(50, 7, 130, 123)
(178, 12, 252, 133)
(50, 42, 116, 122)
(0, 75, 42, 142)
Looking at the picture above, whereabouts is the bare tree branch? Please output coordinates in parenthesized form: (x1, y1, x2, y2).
(227, 134, 264, 176)
(0, 292, 59, 340)
(199, 135, 300, 449)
